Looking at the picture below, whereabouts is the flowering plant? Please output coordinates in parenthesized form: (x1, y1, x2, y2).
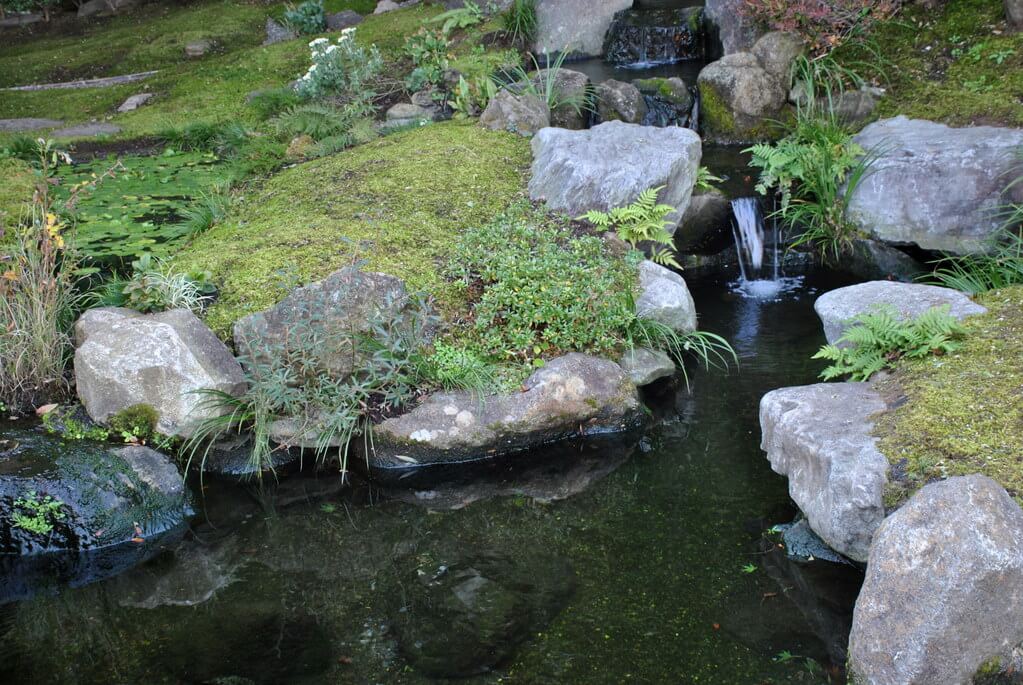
(296, 29, 383, 111)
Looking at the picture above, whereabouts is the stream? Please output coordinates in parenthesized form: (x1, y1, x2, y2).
(0, 267, 865, 684)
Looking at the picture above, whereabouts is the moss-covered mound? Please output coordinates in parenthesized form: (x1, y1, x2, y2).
(834, 0, 1023, 127)
(174, 120, 531, 336)
(876, 286, 1023, 505)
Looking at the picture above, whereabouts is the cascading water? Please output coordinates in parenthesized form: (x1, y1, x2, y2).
(730, 197, 802, 299)
(603, 7, 704, 66)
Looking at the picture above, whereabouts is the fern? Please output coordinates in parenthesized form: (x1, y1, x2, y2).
(578, 186, 681, 268)
(812, 304, 966, 381)
(273, 103, 357, 142)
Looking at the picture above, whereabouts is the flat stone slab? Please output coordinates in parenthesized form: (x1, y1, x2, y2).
(51, 123, 122, 138)
(0, 118, 63, 132)
(814, 280, 987, 345)
(760, 382, 889, 562)
(3, 70, 159, 92)
(117, 93, 153, 112)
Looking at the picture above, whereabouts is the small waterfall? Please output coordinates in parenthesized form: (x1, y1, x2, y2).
(603, 7, 704, 66)
(730, 197, 799, 299)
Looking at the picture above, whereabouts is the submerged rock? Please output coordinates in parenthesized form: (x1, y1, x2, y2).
(759, 382, 889, 562)
(534, 0, 633, 58)
(849, 475, 1023, 685)
(75, 307, 247, 438)
(814, 280, 988, 345)
(529, 121, 702, 227)
(391, 550, 575, 677)
(848, 116, 1023, 254)
(635, 260, 697, 333)
(370, 354, 643, 467)
(479, 89, 549, 136)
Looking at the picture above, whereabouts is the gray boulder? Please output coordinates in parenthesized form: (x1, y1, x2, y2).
(370, 354, 643, 467)
(479, 90, 550, 136)
(845, 239, 924, 283)
(848, 116, 1023, 254)
(849, 475, 1023, 685)
(233, 266, 424, 381)
(263, 18, 297, 46)
(620, 347, 676, 386)
(635, 260, 698, 333)
(116, 93, 153, 113)
(594, 79, 648, 124)
(534, 0, 633, 58)
(759, 382, 889, 562)
(704, 0, 763, 55)
(326, 9, 362, 30)
(77, 0, 138, 18)
(697, 52, 787, 143)
(523, 68, 590, 129)
(634, 76, 694, 111)
(675, 189, 732, 252)
(184, 39, 213, 58)
(1009, 0, 1023, 29)
(529, 121, 702, 227)
(751, 31, 805, 84)
(74, 308, 247, 438)
(791, 84, 884, 126)
(814, 280, 987, 345)
(384, 102, 436, 128)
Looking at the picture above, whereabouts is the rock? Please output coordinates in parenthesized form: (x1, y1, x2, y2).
(184, 39, 213, 58)
(325, 9, 362, 30)
(116, 537, 243, 609)
(374, 0, 400, 13)
(619, 347, 676, 386)
(634, 76, 693, 109)
(780, 519, 851, 565)
(751, 31, 805, 84)
(675, 189, 733, 253)
(263, 17, 297, 46)
(830, 86, 883, 126)
(635, 260, 697, 333)
(535, 0, 633, 58)
(479, 89, 550, 136)
(233, 266, 425, 381)
(848, 116, 1023, 254)
(1009, 0, 1023, 29)
(698, 52, 787, 143)
(370, 354, 643, 467)
(704, 0, 763, 56)
(529, 121, 702, 227)
(391, 551, 575, 677)
(385, 102, 436, 127)
(77, 0, 138, 18)
(0, 118, 63, 132)
(524, 68, 590, 129)
(74, 307, 247, 438)
(594, 79, 648, 124)
(603, 6, 704, 65)
(50, 122, 121, 138)
(814, 280, 988, 345)
(759, 382, 889, 562)
(116, 93, 153, 113)
(845, 239, 924, 283)
(849, 475, 1023, 685)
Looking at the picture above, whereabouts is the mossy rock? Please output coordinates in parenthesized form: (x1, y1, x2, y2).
(697, 78, 789, 144)
(173, 120, 531, 337)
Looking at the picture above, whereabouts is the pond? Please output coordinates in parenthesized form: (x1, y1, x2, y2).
(0, 266, 864, 684)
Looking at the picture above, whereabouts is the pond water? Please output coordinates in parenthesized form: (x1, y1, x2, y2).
(0, 267, 864, 684)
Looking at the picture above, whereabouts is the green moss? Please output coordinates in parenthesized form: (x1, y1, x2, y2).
(698, 82, 786, 143)
(833, 0, 1023, 127)
(173, 120, 531, 337)
(875, 287, 1023, 506)
(107, 404, 160, 440)
(0, 158, 35, 226)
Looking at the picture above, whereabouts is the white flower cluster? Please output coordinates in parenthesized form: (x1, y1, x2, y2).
(300, 30, 358, 81)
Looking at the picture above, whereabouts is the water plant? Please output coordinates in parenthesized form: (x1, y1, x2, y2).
(11, 491, 65, 536)
(577, 186, 682, 269)
(813, 305, 965, 381)
(626, 317, 737, 390)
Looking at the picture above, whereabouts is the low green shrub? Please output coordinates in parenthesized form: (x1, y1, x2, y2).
(403, 28, 450, 92)
(297, 31, 383, 111)
(94, 254, 214, 314)
(415, 341, 500, 393)
(929, 230, 1023, 294)
(426, 1, 483, 35)
(813, 305, 966, 381)
(283, 0, 326, 35)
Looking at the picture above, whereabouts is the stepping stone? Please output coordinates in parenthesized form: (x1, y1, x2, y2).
(0, 118, 63, 132)
(117, 93, 153, 112)
(51, 122, 122, 138)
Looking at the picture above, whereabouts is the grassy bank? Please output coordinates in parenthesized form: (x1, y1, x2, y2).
(875, 286, 1023, 505)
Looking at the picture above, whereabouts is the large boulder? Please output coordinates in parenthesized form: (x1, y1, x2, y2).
(697, 52, 787, 143)
(849, 475, 1023, 685)
(233, 266, 425, 381)
(759, 382, 889, 562)
(529, 121, 702, 227)
(635, 260, 697, 333)
(704, 0, 763, 56)
(479, 90, 550, 136)
(534, 0, 633, 58)
(848, 116, 1023, 254)
(75, 308, 247, 438)
(751, 31, 804, 84)
(370, 354, 643, 467)
(1009, 0, 1023, 29)
(594, 79, 648, 124)
(814, 280, 988, 345)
